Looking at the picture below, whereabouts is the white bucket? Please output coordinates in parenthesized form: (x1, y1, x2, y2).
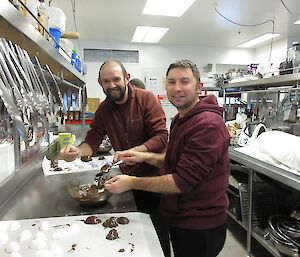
(46, 7, 66, 33)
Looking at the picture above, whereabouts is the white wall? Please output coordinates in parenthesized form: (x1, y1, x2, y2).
(80, 41, 255, 100)
(254, 38, 288, 68)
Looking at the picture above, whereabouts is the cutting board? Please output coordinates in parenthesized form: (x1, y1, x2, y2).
(0, 212, 164, 257)
(42, 155, 114, 176)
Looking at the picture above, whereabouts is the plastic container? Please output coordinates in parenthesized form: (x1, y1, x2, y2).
(49, 27, 61, 49)
(37, 0, 49, 38)
(46, 7, 66, 34)
(25, 0, 38, 28)
(75, 56, 81, 73)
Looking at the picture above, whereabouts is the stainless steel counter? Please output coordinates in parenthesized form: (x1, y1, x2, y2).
(0, 157, 136, 220)
(229, 147, 300, 191)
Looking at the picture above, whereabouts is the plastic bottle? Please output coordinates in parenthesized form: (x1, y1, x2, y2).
(37, 0, 49, 39)
(71, 49, 77, 67)
(76, 55, 82, 73)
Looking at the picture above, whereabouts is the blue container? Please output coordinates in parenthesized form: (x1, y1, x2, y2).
(71, 51, 77, 67)
(49, 27, 61, 49)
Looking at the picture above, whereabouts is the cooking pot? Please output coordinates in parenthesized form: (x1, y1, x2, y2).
(268, 215, 300, 256)
(270, 232, 299, 257)
(280, 220, 300, 239)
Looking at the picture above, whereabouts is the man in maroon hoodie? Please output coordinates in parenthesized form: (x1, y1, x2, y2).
(60, 59, 170, 257)
(105, 60, 230, 257)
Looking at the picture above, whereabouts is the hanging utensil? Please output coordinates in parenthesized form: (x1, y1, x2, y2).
(0, 78, 27, 142)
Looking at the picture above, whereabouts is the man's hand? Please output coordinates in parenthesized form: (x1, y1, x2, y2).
(60, 145, 79, 162)
(105, 175, 135, 193)
(113, 150, 147, 166)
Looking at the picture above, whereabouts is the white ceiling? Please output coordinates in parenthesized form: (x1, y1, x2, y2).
(51, 0, 300, 48)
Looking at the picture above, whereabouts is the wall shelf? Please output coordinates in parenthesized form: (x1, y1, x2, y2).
(0, 0, 85, 86)
(222, 73, 300, 90)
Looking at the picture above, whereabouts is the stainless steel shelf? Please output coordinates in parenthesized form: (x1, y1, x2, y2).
(251, 231, 281, 257)
(229, 148, 300, 192)
(202, 87, 222, 91)
(225, 86, 300, 95)
(222, 73, 300, 90)
(227, 210, 247, 229)
(227, 211, 282, 257)
(0, 0, 85, 85)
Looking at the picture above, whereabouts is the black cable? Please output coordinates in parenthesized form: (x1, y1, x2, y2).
(213, 4, 275, 61)
(70, 0, 82, 58)
(280, 0, 293, 15)
(213, 5, 273, 27)
(70, 0, 78, 33)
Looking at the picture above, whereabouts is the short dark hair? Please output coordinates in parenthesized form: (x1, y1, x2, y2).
(98, 59, 128, 83)
(166, 60, 201, 83)
(129, 78, 146, 89)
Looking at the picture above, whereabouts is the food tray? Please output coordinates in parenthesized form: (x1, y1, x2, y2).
(0, 212, 163, 257)
(42, 155, 114, 176)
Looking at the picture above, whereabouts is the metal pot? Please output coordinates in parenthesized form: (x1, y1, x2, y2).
(270, 232, 299, 257)
(268, 215, 300, 257)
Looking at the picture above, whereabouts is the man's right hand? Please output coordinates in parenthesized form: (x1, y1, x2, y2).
(60, 145, 80, 162)
(114, 150, 147, 166)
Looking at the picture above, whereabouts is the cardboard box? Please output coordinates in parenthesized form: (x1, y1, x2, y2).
(86, 98, 100, 113)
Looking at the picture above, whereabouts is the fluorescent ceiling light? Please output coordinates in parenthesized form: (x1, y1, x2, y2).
(237, 33, 281, 48)
(143, 0, 195, 17)
(131, 26, 169, 43)
(294, 20, 300, 25)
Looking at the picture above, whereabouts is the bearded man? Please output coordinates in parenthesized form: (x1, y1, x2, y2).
(60, 59, 170, 257)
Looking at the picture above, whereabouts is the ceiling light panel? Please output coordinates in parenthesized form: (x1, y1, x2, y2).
(237, 33, 281, 48)
(143, 0, 195, 17)
(294, 20, 300, 25)
(132, 26, 169, 43)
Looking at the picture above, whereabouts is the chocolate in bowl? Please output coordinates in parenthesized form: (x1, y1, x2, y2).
(68, 177, 112, 206)
(100, 163, 111, 173)
(81, 156, 93, 162)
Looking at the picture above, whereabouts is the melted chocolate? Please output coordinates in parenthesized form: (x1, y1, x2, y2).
(102, 217, 118, 228)
(100, 164, 110, 173)
(50, 159, 58, 168)
(106, 229, 119, 240)
(81, 156, 92, 162)
(116, 217, 129, 225)
(84, 215, 100, 224)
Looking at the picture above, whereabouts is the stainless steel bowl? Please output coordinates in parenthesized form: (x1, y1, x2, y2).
(270, 232, 299, 257)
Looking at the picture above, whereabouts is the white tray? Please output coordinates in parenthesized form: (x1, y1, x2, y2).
(42, 156, 114, 176)
(0, 212, 164, 257)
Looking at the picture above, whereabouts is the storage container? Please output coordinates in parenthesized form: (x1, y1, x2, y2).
(46, 7, 66, 34)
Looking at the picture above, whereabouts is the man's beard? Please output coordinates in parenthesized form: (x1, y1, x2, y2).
(106, 85, 126, 102)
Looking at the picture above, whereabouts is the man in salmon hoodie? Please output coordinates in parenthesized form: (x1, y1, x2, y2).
(106, 60, 230, 257)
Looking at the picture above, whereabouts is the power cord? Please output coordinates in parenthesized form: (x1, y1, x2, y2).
(280, 0, 293, 15)
(212, 3, 275, 61)
(70, 0, 82, 57)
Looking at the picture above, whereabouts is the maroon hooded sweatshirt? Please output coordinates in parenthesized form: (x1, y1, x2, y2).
(160, 95, 230, 230)
(84, 84, 168, 177)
